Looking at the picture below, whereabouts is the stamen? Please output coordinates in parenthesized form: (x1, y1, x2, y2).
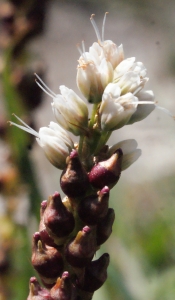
(9, 114, 39, 137)
(133, 101, 156, 105)
(77, 43, 83, 56)
(34, 73, 56, 97)
(156, 105, 175, 119)
(102, 12, 108, 42)
(77, 42, 88, 62)
(82, 40, 86, 54)
(90, 14, 101, 42)
(9, 122, 40, 137)
(35, 80, 55, 98)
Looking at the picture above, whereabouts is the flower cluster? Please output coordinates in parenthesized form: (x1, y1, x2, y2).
(10, 13, 155, 172)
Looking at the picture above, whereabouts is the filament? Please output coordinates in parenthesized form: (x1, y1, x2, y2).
(90, 14, 101, 42)
(34, 73, 56, 97)
(9, 114, 39, 137)
(35, 80, 54, 98)
(102, 12, 108, 42)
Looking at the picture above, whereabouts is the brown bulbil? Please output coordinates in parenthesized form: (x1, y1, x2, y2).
(27, 276, 52, 300)
(89, 148, 123, 189)
(39, 201, 57, 248)
(31, 232, 64, 279)
(50, 272, 75, 300)
(60, 149, 90, 198)
(96, 208, 115, 245)
(43, 192, 75, 239)
(78, 186, 109, 225)
(77, 253, 110, 293)
(65, 226, 96, 268)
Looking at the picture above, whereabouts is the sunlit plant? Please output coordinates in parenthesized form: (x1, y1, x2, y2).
(9, 13, 160, 300)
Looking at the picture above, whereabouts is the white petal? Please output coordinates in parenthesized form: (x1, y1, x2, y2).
(122, 149, 142, 170)
(102, 82, 121, 98)
(114, 57, 135, 80)
(108, 139, 138, 156)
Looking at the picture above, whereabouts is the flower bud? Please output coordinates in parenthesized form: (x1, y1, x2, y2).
(50, 272, 75, 300)
(78, 187, 109, 225)
(65, 226, 96, 268)
(77, 253, 110, 293)
(27, 277, 52, 300)
(96, 208, 115, 245)
(39, 201, 57, 248)
(31, 232, 64, 279)
(60, 150, 90, 198)
(43, 192, 75, 244)
(89, 148, 123, 189)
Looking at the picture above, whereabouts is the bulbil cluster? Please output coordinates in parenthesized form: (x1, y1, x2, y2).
(29, 149, 120, 300)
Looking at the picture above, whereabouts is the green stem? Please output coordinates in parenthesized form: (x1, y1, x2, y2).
(94, 131, 112, 155)
(78, 134, 84, 159)
(89, 103, 98, 129)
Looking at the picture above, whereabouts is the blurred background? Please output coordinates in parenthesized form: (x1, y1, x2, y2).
(0, 0, 175, 299)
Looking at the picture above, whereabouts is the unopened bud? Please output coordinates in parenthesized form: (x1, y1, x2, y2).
(43, 192, 75, 244)
(65, 226, 96, 268)
(96, 208, 115, 245)
(89, 148, 123, 189)
(50, 272, 75, 300)
(27, 277, 51, 300)
(60, 149, 90, 197)
(77, 253, 110, 293)
(78, 186, 109, 225)
(39, 201, 57, 247)
(31, 232, 64, 279)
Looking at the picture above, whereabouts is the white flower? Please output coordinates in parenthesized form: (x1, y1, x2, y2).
(9, 115, 74, 169)
(99, 83, 138, 131)
(108, 139, 141, 170)
(35, 74, 88, 136)
(76, 13, 124, 103)
(114, 58, 148, 95)
(77, 44, 113, 103)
